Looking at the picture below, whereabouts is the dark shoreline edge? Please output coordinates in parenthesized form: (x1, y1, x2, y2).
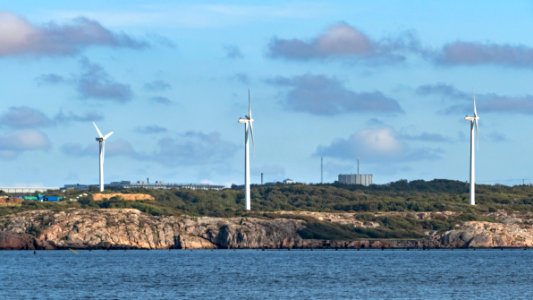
(1, 247, 531, 251)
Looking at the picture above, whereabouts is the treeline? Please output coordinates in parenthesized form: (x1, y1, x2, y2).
(76, 179, 533, 217)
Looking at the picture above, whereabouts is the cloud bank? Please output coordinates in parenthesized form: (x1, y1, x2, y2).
(0, 106, 103, 128)
(152, 131, 238, 167)
(268, 22, 533, 68)
(269, 74, 403, 115)
(268, 22, 421, 63)
(37, 59, 133, 102)
(62, 131, 238, 167)
(0, 12, 146, 57)
(417, 83, 533, 114)
(436, 41, 533, 67)
(0, 129, 50, 159)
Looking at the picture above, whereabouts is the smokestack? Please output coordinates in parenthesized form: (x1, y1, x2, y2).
(261, 172, 264, 185)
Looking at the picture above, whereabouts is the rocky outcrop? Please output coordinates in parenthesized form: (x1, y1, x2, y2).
(0, 231, 36, 249)
(0, 209, 307, 250)
(439, 221, 533, 248)
(0, 209, 531, 250)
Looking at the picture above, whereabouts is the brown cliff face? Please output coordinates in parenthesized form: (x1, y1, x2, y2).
(0, 209, 531, 250)
(0, 209, 307, 250)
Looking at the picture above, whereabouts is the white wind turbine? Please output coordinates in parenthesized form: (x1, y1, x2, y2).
(238, 90, 255, 211)
(93, 122, 114, 192)
(464, 96, 479, 205)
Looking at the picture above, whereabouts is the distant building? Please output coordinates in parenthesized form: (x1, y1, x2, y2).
(110, 180, 225, 191)
(283, 178, 296, 184)
(0, 187, 60, 194)
(63, 181, 225, 191)
(338, 174, 373, 186)
(62, 184, 91, 191)
(108, 181, 132, 188)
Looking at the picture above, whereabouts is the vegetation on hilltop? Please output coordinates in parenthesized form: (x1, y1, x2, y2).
(1, 179, 531, 218)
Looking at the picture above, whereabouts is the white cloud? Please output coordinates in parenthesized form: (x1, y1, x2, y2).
(0, 106, 53, 128)
(0, 129, 50, 159)
(0, 12, 35, 55)
(316, 23, 373, 56)
(357, 127, 404, 155)
(316, 126, 441, 163)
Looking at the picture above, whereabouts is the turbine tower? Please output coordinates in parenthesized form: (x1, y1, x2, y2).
(93, 122, 114, 192)
(464, 96, 479, 205)
(238, 90, 255, 210)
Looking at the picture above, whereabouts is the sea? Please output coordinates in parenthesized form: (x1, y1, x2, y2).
(1, 249, 532, 299)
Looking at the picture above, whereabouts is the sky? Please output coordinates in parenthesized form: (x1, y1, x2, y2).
(2, 1, 533, 187)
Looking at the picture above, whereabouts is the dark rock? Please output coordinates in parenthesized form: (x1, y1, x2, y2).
(0, 231, 36, 250)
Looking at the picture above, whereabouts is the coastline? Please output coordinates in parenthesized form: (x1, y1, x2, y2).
(1, 208, 532, 250)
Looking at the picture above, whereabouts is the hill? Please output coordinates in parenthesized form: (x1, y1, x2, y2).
(0, 179, 531, 247)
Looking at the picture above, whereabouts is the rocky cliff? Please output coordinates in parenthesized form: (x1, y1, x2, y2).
(439, 211, 533, 248)
(0, 209, 531, 250)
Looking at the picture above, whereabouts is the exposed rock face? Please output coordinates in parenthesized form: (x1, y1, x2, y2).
(0, 209, 531, 250)
(0, 209, 307, 250)
(440, 221, 533, 248)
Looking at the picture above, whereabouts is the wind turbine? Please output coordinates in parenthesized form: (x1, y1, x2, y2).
(464, 96, 479, 205)
(93, 122, 114, 192)
(238, 90, 255, 210)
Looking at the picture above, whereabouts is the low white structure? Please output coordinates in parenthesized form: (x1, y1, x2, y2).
(0, 187, 59, 194)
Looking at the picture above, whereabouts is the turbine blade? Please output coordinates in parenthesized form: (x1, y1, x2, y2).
(93, 122, 103, 138)
(104, 131, 114, 140)
(249, 123, 255, 149)
(248, 89, 252, 119)
(473, 95, 478, 117)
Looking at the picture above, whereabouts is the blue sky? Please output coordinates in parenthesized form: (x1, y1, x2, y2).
(2, 1, 533, 187)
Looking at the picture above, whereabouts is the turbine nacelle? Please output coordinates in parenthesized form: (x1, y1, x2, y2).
(464, 115, 479, 122)
(239, 117, 253, 124)
(93, 122, 114, 142)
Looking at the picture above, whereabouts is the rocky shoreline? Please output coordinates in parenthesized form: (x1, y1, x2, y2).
(1, 209, 532, 250)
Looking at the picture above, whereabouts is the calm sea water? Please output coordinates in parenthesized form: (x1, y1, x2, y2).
(1, 249, 532, 299)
